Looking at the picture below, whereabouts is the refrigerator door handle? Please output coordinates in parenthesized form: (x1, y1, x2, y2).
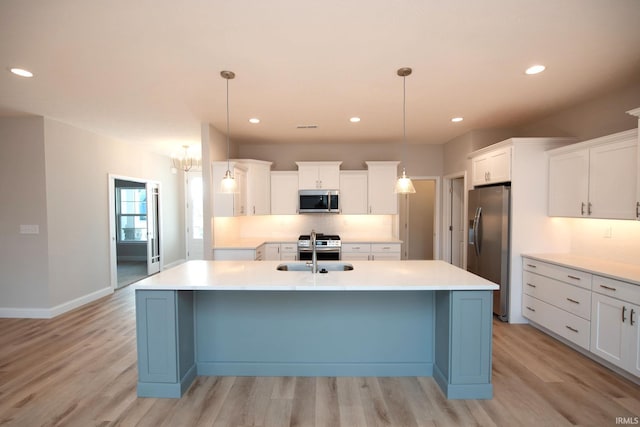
(472, 207, 482, 257)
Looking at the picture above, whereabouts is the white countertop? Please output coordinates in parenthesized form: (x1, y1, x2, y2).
(134, 260, 499, 291)
(523, 253, 640, 286)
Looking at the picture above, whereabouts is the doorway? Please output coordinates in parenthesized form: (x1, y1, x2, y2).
(185, 171, 204, 260)
(399, 178, 440, 260)
(442, 173, 466, 268)
(108, 175, 162, 289)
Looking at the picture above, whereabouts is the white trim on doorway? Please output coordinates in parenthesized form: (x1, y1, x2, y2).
(108, 174, 164, 290)
(442, 171, 467, 268)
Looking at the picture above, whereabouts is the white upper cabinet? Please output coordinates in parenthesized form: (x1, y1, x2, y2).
(212, 159, 272, 217)
(339, 171, 368, 214)
(296, 161, 342, 189)
(366, 161, 399, 215)
(471, 146, 512, 186)
(270, 171, 299, 215)
(627, 107, 640, 220)
(548, 149, 590, 217)
(242, 160, 272, 216)
(212, 161, 247, 217)
(548, 129, 638, 219)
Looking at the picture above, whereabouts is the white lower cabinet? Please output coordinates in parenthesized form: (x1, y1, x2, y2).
(264, 242, 298, 261)
(342, 243, 401, 261)
(523, 256, 640, 378)
(214, 248, 260, 260)
(590, 276, 640, 377)
(342, 243, 372, 261)
(522, 259, 592, 350)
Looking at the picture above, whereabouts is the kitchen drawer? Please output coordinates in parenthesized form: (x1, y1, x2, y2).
(342, 253, 371, 261)
(592, 275, 640, 305)
(342, 243, 372, 253)
(523, 294, 590, 350)
(371, 243, 401, 253)
(523, 271, 591, 320)
(280, 243, 298, 253)
(522, 258, 592, 290)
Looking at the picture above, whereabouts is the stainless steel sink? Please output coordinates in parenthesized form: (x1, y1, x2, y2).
(276, 262, 354, 272)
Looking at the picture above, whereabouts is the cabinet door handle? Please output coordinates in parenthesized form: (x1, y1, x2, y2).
(636, 201, 640, 220)
(526, 306, 536, 312)
(631, 309, 636, 326)
(581, 202, 586, 216)
(567, 275, 581, 281)
(526, 283, 536, 288)
(600, 284, 617, 292)
(588, 202, 592, 216)
(565, 325, 579, 333)
(622, 306, 627, 323)
(566, 298, 579, 304)
(526, 264, 537, 268)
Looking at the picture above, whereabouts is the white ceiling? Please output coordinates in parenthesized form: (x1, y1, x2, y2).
(1, 0, 640, 156)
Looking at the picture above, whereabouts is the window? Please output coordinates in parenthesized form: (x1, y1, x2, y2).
(117, 188, 147, 242)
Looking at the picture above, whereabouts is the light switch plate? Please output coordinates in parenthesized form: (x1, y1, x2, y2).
(20, 224, 40, 234)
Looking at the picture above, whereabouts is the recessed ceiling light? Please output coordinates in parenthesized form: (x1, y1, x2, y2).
(10, 68, 33, 78)
(349, 117, 361, 123)
(248, 118, 260, 124)
(451, 117, 464, 123)
(525, 65, 546, 75)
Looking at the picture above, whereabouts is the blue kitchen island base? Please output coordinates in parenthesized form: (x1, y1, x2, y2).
(135, 289, 493, 400)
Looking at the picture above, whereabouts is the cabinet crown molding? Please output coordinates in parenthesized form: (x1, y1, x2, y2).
(546, 129, 637, 156)
(468, 137, 577, 159)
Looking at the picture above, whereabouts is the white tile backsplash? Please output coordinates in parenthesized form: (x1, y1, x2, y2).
(216, 214, 397, 242)
(566, 218, 640, 265)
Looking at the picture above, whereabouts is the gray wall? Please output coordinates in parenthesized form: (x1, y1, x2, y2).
(0, 117, 50, 309)
(0, 116, 184, 313)
(239, 141, 443, 176)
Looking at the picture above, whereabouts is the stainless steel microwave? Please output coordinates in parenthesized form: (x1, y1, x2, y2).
(298, 190, 340, 213)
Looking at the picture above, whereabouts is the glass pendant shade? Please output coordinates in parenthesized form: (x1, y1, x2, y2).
(220, 169, 237, 193)
(395, 168, 416, 194)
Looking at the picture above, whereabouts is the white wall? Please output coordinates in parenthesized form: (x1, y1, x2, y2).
(0, 117, 50, 311)
(0, 116, 184, 316)
(43, 118, 184, 308)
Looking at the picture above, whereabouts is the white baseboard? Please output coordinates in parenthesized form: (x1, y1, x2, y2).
(0, 286, 114, 319)
(163, 258, 186, 270)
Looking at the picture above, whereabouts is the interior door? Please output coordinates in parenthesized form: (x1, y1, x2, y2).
(146, 182, 160, 275)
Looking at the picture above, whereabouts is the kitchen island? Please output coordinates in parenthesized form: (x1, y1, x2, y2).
(134, 260, 498, 400)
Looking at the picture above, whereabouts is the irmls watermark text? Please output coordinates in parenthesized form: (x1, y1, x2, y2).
(616, 417, 640, 425)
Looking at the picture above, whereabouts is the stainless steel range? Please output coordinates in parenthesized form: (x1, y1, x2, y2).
(298, 233, 341, 261)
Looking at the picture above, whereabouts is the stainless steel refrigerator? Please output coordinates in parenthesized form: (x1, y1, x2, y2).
(467, 185, 511, 321)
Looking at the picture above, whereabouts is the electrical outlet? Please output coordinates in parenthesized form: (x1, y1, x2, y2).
(603, 226, 612, 238)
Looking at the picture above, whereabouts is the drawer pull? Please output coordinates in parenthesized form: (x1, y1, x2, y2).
(566, 298, 580, 305)
(526, 264, 537, 268)
(353, 247, 361, 250)
(622, 306, 627, 323)
(526, 306, 536, 312)
(382, 247, 391, 250)
(599, 284, 617, 292)
(526, 283, 536, 288)
(567, 275, 581, 281)
(565, 325, 579, 333)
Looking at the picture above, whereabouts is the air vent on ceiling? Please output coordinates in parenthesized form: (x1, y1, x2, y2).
(296, 125, 318, 129)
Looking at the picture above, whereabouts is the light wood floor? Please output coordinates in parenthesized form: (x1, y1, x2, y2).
(1, 287, 639, 427)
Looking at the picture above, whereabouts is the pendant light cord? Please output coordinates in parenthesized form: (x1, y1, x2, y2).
(225, 76, 230, 172)
(402, 73, 407, 170)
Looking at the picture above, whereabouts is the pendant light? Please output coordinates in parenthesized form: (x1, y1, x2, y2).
(395, 67, 416, 194)
(220, 70, 237, 193)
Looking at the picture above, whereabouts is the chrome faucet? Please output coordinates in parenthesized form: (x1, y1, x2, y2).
(310, 229, 318, 273)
